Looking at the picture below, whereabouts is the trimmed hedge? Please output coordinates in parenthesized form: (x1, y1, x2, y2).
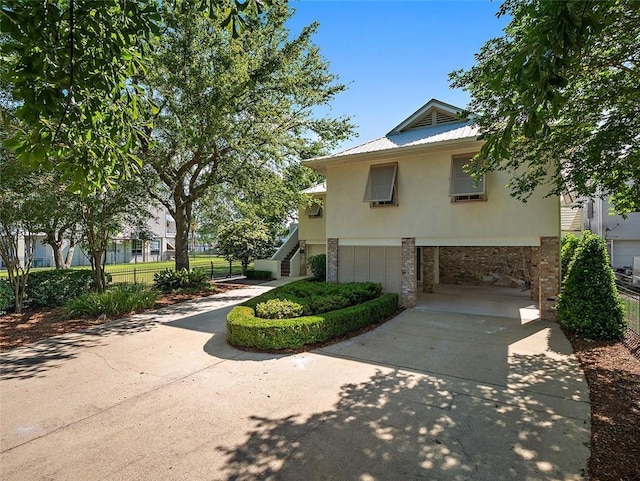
(244, 280, 382, 316)
(245, 269, 272, 279)
(227, 292, 399, 350)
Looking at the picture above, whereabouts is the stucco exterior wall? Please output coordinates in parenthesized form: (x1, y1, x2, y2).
(324, 146, 559, 245)
(298, 194, 326, 245)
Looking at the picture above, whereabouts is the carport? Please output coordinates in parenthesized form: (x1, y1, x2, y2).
(416, 284, 540, 321)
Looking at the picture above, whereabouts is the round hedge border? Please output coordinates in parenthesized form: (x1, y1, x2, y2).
(227, 292, 399, 351)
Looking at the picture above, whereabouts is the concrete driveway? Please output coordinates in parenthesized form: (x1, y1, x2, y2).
(0, 281, 590, 481)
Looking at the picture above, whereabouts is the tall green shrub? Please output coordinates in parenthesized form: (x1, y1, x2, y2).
(560, 233, 580, 282)
(307, 254, 326, 281)
(557, 231, 626, 340)
(24, 270, 95, 308)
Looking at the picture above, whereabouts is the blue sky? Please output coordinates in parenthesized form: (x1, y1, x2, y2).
(285, 0, 509, 152)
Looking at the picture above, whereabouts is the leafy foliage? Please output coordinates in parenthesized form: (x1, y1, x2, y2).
(227, 293, 399, 350)
(450, 0, 640, 213)
(307, 254, 327, 281)
(152, 268, 209, 292)
(1, 0, 273, 193)
(23, 269, 95, 308)
(145, 3, 353, 270)
(557, 231, 626, 340)
(255, 298, 304, 319)
(216, 220, 274, 274)
(64, 284, 157, 319)
(560, 233, 580, 282)
(0, 279, 14, 315)
(1, 0, 158, 193)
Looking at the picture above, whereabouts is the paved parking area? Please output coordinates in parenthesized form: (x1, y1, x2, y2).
(0, 282, 589, 480)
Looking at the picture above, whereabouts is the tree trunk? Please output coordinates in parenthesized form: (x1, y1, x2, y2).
(44, 229, 66, 269)
(90, 249, 107, 293)
(64, 241, 77, 268)
(173, 200, 192, 271)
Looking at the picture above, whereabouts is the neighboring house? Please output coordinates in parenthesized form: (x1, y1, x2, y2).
(562, 195, 640, 272)
(0, 205, 177, 269)
(298, 98, 561, 320)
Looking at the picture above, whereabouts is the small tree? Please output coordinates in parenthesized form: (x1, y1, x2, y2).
(0, 142, 40, 312)
(557, 231, 626, 340)
(216, 220, 274, 275)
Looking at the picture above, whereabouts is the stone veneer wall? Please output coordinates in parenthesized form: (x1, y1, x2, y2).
(422, 247, 435, 293)
(327, 238, 338, 283)
(538, 236, 560, 321)
(438, 246, 533, 288)
(530, 246, 539, 302)
(401, 238, 417, 306)
(299, 240, 307, 276)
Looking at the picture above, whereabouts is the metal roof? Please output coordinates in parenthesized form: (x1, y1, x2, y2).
(309, 121, 479, 164)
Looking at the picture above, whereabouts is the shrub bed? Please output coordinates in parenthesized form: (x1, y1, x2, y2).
(65, 284, 158, 318)
(153, 268, 209, 292)
(25, 269, 96, 308)
(227, 289, 398, 350)
(243, 280, 382, 316)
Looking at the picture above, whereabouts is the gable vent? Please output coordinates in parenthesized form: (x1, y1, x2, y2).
(406, 108, 459, 130)
(435, 110, 457, 124)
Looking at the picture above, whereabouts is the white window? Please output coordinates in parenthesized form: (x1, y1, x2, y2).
(132, 239, 143, 255)
(450, 155, 486, 202)
(150, 239, 161, 254)
(305, 202, 322, 217)
(363, 163, 398, 207)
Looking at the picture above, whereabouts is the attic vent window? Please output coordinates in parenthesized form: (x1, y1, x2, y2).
(450, 155, 486, 202)
(363, 163, 398, 207)
(409, 109, 459, 129)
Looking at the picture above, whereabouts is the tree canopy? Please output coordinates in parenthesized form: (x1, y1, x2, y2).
(146, 3, 353, 270)
(216, 219, 274, 274)
(0, 0, 271, 193)
(450, 0, 639, 213)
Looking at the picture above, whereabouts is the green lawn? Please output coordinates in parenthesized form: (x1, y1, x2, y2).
(0, 256, 248, 286)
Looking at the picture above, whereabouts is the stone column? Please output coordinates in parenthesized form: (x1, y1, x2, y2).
(401, 238, 417, 307)
(299, 240, 307, 276)
(422, 246, 435, 293)
(327, 238, 339, 283)
(538, 236, 560, 321)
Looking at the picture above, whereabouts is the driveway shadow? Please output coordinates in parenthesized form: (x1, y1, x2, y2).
(217, 360, 589, 480)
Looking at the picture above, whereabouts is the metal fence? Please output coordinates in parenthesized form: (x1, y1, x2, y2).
(107, 259, 244, 286)
(617, 280, 640, 337)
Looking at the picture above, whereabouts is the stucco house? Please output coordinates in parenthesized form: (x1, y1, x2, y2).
(297, 99, 561, 320)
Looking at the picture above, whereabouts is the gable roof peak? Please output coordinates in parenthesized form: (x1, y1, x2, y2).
(388, 98, 468, 135)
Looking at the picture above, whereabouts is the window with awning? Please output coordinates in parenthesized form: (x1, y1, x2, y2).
(450, 155, 486, 202)
(363, 163, 398, 206)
